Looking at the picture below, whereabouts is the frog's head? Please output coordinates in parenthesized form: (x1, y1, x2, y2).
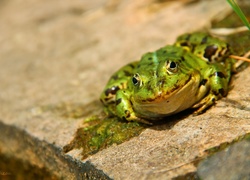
(130, 46, 201, 118)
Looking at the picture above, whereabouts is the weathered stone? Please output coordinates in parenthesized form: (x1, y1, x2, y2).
(0, 0, 249, 179)
(0, 121, 110, 179)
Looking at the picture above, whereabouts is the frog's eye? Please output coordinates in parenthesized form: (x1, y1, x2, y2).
(166, 61, 178, 74)
(132, 73, 141, 86)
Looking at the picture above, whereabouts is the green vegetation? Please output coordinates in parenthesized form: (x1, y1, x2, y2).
(63, 116, 147, 159)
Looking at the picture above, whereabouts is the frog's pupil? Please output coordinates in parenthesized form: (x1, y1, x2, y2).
(132, 76, 138, 85)
(170, 61, 176, 69)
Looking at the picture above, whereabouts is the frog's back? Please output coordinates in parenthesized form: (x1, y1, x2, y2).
(175, 32, 233, 64)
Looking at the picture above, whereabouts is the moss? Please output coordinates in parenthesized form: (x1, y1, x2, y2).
(63, 116, 147, 159)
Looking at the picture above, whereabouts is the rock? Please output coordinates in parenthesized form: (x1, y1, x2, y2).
(197, 140, 250, 180)
(0, 0, 250, 179)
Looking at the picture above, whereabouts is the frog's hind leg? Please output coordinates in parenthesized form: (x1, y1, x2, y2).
(193, 93, 221, 115)
(192, 65, 231, 114)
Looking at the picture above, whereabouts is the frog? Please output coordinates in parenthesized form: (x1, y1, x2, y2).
(100, 32, 236, 124)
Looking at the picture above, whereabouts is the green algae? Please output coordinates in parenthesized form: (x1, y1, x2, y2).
(63, 116, 147, 159)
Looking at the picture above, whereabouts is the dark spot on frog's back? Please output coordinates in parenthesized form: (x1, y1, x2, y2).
(217, 72, 226, 78)
(210, 72, 226, 79)
(129, 63, 135, 68)
(148, 57, 153, 60)
(184, 34, 191, 41)
(147, 62, 154, 66)
(104, 97, 112, 102)
(201, 36, 208, 44)
(105, 86, 120, 96)
(180, 42, 189, 47)
(116, 98, 122, 105)
(112, 74, 119, 80)
(124, 70, 132, 76)
(170, 51, 177, 55)
(204, 45, 218, 61)
(157, 78, 166, 87)
(146, 84, 153, 92)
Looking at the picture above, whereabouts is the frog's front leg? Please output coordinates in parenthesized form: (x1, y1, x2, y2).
(193, 64, 231, 114)
(115, 89, 152, 124)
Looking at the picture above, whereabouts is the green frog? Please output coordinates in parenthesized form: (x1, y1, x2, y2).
(100, 32, 236, 124)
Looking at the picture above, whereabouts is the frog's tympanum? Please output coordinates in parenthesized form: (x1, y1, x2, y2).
(100, 32, 236, 124)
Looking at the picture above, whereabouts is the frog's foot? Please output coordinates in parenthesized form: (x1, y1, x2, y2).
(124, 113, 153, 125)
(192, 94, 218, 115)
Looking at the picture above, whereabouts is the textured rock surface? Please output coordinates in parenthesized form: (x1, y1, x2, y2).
(0, 0, 250, 179)
(197, 140, 250, 180)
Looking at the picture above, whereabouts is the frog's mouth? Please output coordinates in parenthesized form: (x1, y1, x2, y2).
(132, 75, 200, 119)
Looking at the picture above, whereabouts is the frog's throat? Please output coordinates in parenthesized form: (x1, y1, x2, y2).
(132, 75, 200, 118)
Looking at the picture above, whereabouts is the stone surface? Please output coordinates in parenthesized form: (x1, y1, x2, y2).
(0, 0, 250, 179)
(197, 140, 250, 180)
(0, 121, 110, 179)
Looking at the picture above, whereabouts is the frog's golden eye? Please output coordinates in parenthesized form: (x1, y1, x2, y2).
(166, 61, 178, 74)
(132, 73, 141, 86)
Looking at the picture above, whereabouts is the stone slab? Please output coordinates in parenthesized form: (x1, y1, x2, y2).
(0, 0, 249, 179)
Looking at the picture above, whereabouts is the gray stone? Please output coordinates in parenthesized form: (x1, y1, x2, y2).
(197, 140, 250, 180)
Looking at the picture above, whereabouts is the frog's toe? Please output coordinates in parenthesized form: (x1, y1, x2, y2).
(119, 110, 153, 124)
(192, 94, 217, 115)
